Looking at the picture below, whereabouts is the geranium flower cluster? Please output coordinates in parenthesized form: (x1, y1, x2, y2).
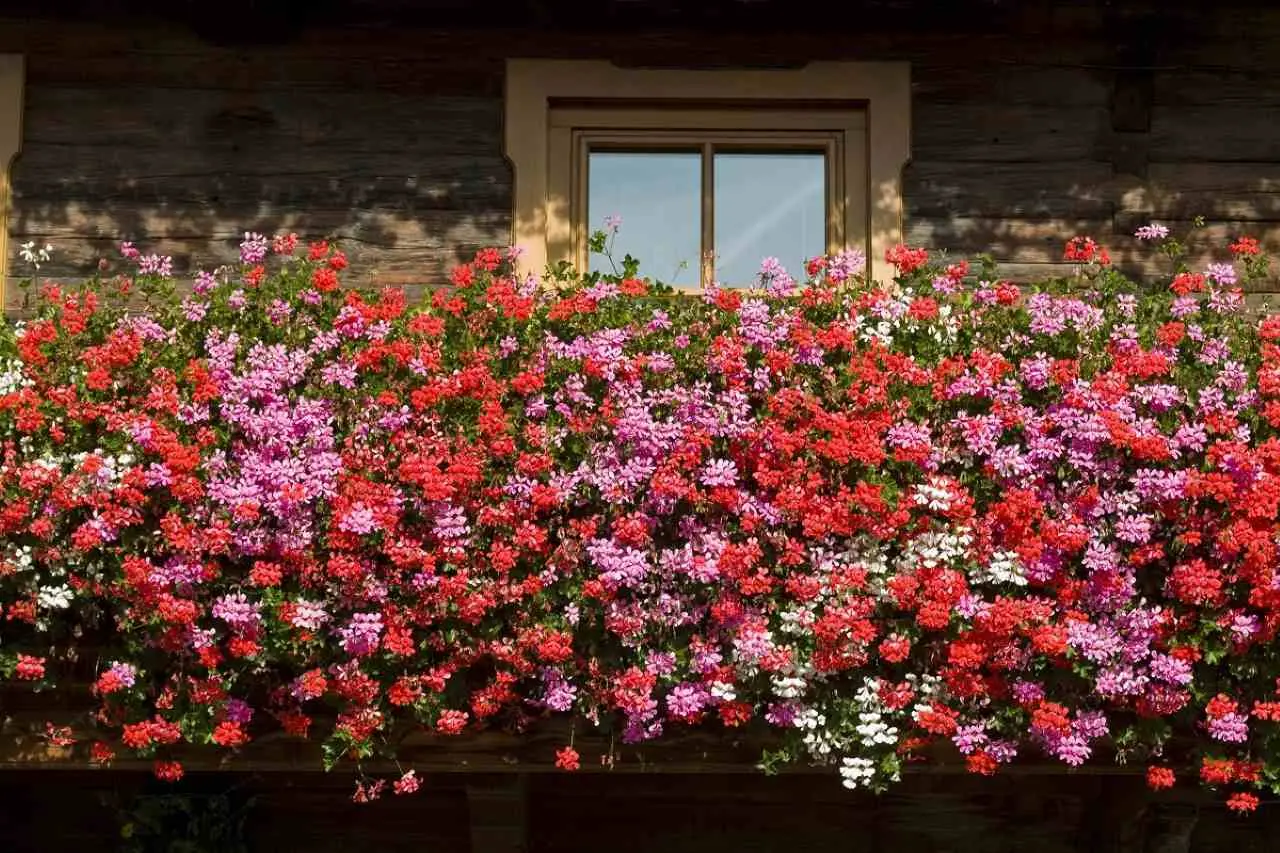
(1, 227, 1278, 811)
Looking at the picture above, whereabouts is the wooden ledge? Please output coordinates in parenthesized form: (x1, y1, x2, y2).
(1, 715, 1161, 777)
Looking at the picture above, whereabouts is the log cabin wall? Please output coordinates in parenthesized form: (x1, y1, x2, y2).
(3, 4, 1280, 310)
(1, 769, 1279, 853)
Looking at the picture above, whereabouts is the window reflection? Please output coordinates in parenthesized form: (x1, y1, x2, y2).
(585, 149, 828, 287)
(587, 151, 701, 286)
(714, 152, 826, 286)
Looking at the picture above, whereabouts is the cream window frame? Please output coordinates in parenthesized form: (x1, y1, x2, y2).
(0, 55, 23, 300)
(505, 59, 911, 284)
(549, 106, 865, 288)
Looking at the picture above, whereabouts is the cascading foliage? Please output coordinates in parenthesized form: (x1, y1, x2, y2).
(2, 225, 1280, 809)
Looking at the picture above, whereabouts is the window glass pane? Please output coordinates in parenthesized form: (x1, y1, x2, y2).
(713, 152, 826, 286)
(587, 151, 701, 287)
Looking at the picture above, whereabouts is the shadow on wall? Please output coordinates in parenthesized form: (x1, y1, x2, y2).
(902, 159, 1280, 290)
(6, 85, 513, 303)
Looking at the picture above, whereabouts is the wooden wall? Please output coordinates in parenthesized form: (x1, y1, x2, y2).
(3, 8, 1280, 306)
(0, 769, 473, 853)
(1, 768, 1277, 853)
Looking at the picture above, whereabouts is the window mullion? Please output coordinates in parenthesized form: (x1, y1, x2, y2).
(700, 141, 714, 289)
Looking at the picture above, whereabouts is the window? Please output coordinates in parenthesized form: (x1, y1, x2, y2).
(0, 55, 22, 298)
(552, 104, 862, 287)
(505, 60, 910, 286)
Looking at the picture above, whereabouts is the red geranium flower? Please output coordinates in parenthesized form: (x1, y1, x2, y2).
(1227, 792, 1260, 814)
(555, 746, 580, 771)
(1147, 766, 1176, 791)
(14, 654, 45, 680)
(211, 722, 249, 748)
(154, 760, 184, 783)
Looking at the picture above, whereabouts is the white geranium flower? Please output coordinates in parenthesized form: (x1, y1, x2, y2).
(38, 584, 73, 610)
(709, 681, 737, 702)
(18, 241, 53, 269)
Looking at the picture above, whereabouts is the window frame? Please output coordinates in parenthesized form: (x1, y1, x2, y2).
(550, 105, 864, 288)
(505, 59, 911, 284)
(0, 55, 23, 303)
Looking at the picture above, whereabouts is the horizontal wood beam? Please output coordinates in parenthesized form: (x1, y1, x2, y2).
(0, 727, 1182, 777)
(0, 694, 1220, 778)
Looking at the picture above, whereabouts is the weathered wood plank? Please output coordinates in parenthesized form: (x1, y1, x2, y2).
(0, 713, 800, 775)
(23, 52, 504, 96)
(0, 16, 1118, 67)
(0, 716, 1161, 777)
(1152, 72, 1280, 108)
(247, 787, 472, 853)
(11, 157, 512, 210)
(912, 105, 1109, 162)
(12, 218, 1274, 297)
(14, 142, 508, 180)
(20, 88, 502, 153)
(910, 215, 1280, 272)
(20, 57, 1120, 108)
(1050, 218, 1280, 294)
(1159, 13, 1280, 71)
(12, 229, 1088, 293)
(10, 206, 508, 244)
(0, 684, 1179, 777)
(1149, 106, 1280, 163)
(905, 161, 1116, 218)
(913, 65, 1111, 107)
(4, 238, 489, 312)
(8, 240, 479, 278)
(905, 216, 1113, 262)
(899, 216, 1280, 288)
(1114, 163, 1280, 220)
(5, 214, 507, 281)
(1109, 216, 1280, 247)
(991, 262, 1091, 283)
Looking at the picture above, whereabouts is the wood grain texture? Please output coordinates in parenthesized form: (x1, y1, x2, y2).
(0, 766, 1223, 853)
(1152, 72, 1280, 108)
(911, 65, 1111, 107)
(12, 156, 511, 208)
(905, 216, 1113, 263)
(1149, 105, 1280, 163)
(0, 680, 1182, 778)
(912, 105, 1109, 163)
(1117, 164, 1280, 220)
(4, 765, 1272, 853)
(904, 161, 1117, 219)
(21, 88, 502, 151)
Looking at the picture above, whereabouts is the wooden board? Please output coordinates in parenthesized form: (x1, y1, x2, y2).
(904, 161, 1117, 219)
(911, 65, 1111, 107)
(905, 216, 1113, 263)
(20, 88, 502, 152)
(3, 238, 484, 305)
(10, 207, 507, 248)
(1152, 72, 1280, 108)
(1115, 163, 1280, 220)
(912, 105, 1109, 163)
(12, 156, 512, 209)
(1149, 106, 1280, 163)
